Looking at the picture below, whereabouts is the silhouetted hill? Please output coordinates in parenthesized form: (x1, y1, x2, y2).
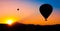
(0, 22, 60, 31)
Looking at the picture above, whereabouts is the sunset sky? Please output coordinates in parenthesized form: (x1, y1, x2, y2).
(0, 0, 60, 25)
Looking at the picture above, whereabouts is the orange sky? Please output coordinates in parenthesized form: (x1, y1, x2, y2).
(0, 1, 60, 25)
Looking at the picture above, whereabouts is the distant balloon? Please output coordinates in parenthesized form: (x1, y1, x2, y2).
(17, 8, 19, 11)
(39, 4, 53, 21)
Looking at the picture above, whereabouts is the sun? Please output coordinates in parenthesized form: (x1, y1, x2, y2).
(6, 19, 15, 26)
(5, 17, 19, 25)
(7, 20, 13, 25)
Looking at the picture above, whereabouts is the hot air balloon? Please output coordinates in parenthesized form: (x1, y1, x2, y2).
(39, 4, 53, 21)
(17, 8, 19, 11)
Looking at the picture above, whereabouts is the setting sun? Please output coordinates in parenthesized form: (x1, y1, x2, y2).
(7, 19, 13, 25)
(3, 16, 19, 25)
(5, 18, 17, 25)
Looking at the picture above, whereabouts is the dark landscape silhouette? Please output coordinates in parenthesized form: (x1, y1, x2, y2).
(0, 22, 60, 31)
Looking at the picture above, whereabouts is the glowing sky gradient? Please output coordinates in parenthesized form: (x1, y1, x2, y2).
(0, 0, 60, 25)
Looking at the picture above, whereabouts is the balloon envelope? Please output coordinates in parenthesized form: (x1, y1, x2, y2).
(39, 4, 53, 21)
(17, 8, 19, 11)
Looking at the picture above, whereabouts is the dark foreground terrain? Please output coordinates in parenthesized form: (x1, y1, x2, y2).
(0, 23, 60, 31)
